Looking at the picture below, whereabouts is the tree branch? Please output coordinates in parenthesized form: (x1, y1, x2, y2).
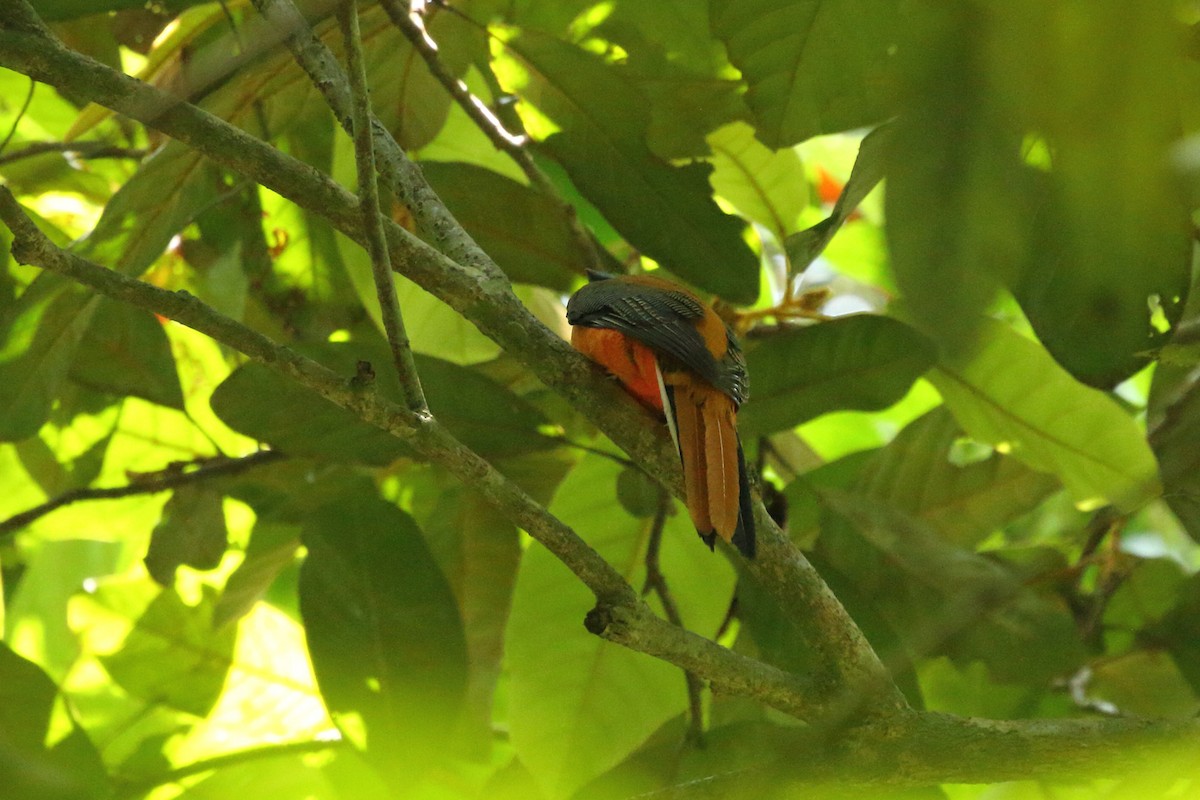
(0, 6, 898, 710)
(0, 185, 839, 722)
(0, 451, 284, 540)
(638, 713, 1200, 794)
(0, 140, 150, 166)
(337, 0, 428, 412)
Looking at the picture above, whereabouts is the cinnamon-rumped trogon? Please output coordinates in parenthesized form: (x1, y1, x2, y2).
(566, 271, 755, 558)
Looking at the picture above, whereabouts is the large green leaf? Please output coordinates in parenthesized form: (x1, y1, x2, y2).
(0, 277, 97, 441)
(1150, 377, 1200, 542)
(209, 361, 408, 467)
(100, 585, 237, 717)
(299, 495, 468, 785)
(996, 4, 1190, 387)
(70, 297, 184, 409)
(885, 2, 1190, 385)
(928, 318, 1161, 512)
(506, 454, 736, 800)
(590, 2, 746, 159)
(503, 31, 759, 304)
(209, 341, 554, 464)
(707, 121, 808, 244)
(407, 451, 574, 757)
(884, 4, 1031, 353)
(785, 122, 891, 271)
(421, 161, 586, 291)
(709, 0, 899, 147)
(817, 490, 1087, 685)
(855, 408, 1060, 547)
(76, 145, 222, 277)
(0, 642, 108, 800)
(738, 315, 936, 438)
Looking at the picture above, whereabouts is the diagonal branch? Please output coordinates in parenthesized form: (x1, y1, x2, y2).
(337, 0, 428, 412)
(0, 184, 832, 722)
(0, 5, 900, 710)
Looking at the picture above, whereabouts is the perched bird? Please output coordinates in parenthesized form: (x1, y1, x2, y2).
(566, 271, 755, 557)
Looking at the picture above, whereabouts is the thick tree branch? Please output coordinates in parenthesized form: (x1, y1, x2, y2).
(0, 451, 284, 540)
(337, 0, 427, 412)
(0, 185, 838, 722)
(639, 713, 1200, 794)
(0, 7, 897, 708)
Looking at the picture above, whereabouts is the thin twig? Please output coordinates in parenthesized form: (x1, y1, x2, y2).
(643, 487, 706, 746)
(383, 0, 602, 272)
(0, 451, 284, 539)
(337, 0, 428, 412)
(0, 76, 35, 155)
(0, 141, 149, 165)
(247, 0, 501, 277)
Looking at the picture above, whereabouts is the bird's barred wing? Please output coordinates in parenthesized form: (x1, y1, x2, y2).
(567, 282, 732, 394)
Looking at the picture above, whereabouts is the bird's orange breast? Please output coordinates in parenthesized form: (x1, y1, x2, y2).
(571, 326, 664, 411)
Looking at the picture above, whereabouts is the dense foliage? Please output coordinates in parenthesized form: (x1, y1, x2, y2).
(1, 1, 1199, 798)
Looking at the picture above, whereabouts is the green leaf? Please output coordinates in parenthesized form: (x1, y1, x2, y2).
(3, 538, 124, 679)
(884, 5, 1031, 352)
(817, 490, 1087, 685)
(70, 297, 184, 409)
(710, 0, 899, 147)
(997, 4, 1190, 387)
(213, 520, 300, 628)
(209, 361, 408, 467)
(0, 277, 98, 441)
(927, 318, 1161, 512)
(738, 315, 936, 438)
(407, 451, 574, 758)
(420, 161, 585, 291)
(100, 585, 237, 717)
(0, 642, 109, 800)
(337, 227, 502, 365)
(504, 31, 759, 304)
(707, 121, 808, 244)
(409, 474, 523, 758)
(855, 408, 1060, 546)
(785, 122, 891, 271)
(29, 0, 204, 21)
(591, 4, 746, 159)
(1152, 573, 1200, 695)
(299, 495, 468, 784)
(506, 454, 735, 799)
(1150, 376, 1200, 542)
(144, 485, 229, 586)
(210, 342, 553, 464)
(76, 144, 221, 277)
